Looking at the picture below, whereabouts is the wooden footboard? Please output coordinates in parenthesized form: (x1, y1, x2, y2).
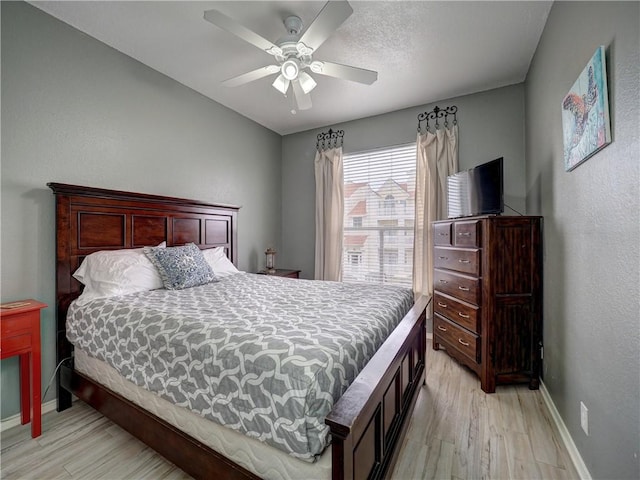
(326, 295, 428, 480)
(50, 183, 429, 480)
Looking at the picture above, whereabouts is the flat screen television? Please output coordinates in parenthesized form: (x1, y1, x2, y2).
(447, 157, 504, 219)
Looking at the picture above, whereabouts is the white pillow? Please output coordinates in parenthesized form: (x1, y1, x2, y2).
(201, 246, 225, 265)
(73, 242, 166, 306)
(202, 247, 241, 277)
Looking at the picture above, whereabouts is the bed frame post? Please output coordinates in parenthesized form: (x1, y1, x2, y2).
(51, 190, 75, 411)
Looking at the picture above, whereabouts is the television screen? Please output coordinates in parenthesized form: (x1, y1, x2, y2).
(447, 158, 504, 218)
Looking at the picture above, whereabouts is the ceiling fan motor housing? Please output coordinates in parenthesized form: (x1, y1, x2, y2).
(284, 15, 303, 35)
(275, 15, 311, 70)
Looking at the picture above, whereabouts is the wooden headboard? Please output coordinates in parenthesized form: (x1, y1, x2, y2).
(48, 183, 239, 408)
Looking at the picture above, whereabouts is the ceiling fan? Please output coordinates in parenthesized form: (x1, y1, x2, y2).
(203, 1, 378, 112)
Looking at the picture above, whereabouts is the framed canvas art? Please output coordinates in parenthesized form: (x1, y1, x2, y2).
(562, 46, 611, 171)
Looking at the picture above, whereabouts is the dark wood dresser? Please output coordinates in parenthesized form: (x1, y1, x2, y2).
(432, 215, 542, 393)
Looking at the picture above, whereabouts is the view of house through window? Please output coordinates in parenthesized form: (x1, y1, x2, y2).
(343, 143, 416, 287)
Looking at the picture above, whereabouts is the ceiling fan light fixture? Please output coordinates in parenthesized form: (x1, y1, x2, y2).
(298, 71, 318, 94)
(272, 74, 290, 95)
(281, 58, 300, 81)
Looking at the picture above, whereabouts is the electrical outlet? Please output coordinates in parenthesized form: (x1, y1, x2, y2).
(580, 401, 589, 435)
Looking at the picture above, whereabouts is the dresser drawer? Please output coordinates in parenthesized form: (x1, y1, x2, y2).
(433, 222, 452, 246)
(433, 269, 481, 305)
(433, 247, 481, 276)
(454, 220, 481, 247)
(434, 292, 480, 333)
(434, 315, 479, 363)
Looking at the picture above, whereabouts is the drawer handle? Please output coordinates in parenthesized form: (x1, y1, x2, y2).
(458, 286, 470, 291)
(458, 312, 470, 319)
(458, 232, 471, 237)
(437, 302, 448, 308)
(437, 325, 447, 332)
(458, 338, 470, 347)
(439, 256, 449, 260)
(458, 259, 470, 264)
(439, 232, 448, 236)
(439, 280, 448, 284)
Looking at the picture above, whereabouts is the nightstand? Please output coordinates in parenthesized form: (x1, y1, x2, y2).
(257, 269, 301, 279)
(1, 299, 47, 438)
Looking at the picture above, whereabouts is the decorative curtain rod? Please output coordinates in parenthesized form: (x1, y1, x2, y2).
(417, 105, 458, 133)
(316, 128, 344, 152)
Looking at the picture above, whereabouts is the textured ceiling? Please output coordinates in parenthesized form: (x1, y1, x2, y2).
(29, 1, 553, 135)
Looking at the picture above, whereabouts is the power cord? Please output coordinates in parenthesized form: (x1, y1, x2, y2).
(42, 356, 73, 403)
(504, 203, 524, 216)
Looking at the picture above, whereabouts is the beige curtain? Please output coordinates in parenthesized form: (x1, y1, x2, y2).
(413, 125, 459, 298)
(314, 146, 344, 281)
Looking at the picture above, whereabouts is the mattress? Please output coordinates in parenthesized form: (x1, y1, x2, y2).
(74, 348, 331, 480)
(67, 273, 414, 460)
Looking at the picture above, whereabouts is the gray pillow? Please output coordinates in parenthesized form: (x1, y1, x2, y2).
(144, 243, 217, 290)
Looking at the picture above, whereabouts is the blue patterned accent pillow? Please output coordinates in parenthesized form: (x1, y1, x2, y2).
(144, 243, 217, 290)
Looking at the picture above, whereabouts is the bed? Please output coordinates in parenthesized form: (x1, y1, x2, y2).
(49, 183, 429, 480)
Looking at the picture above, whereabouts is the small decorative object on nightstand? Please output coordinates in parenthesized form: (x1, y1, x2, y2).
(0, 299, 47, 438)
(257, 269, 301, 279)
(265, 247, 277, 274)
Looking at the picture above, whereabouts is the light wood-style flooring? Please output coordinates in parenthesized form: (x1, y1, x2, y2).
(391, 347, 579, 479)
(1, 347, 579, 479)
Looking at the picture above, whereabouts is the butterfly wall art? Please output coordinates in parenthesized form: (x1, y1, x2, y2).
(562, 46, 612, 171)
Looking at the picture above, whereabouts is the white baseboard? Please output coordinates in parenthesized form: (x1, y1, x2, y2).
(539, 381, 592, 479)
(0, 399, 57, 432)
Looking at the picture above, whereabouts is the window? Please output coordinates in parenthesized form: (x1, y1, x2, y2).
(384, 194, 395, 215)
(404, 248, 414, 264)
(404, 218, 414, 236)
(382, 248, 398, 265)
(379, 220, 398, 242)
(348, 250, 362, 266)
(343, 143, 416, 288)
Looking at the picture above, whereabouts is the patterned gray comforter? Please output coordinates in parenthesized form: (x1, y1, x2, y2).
(67, 273, 414, 460)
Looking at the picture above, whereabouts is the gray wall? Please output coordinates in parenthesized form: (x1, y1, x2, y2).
(524, 2, 639, 478)
(281, 84, 527, 279)
(1, 2, 282, 418)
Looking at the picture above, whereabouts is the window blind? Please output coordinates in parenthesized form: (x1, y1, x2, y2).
(343, 143, 416, 287)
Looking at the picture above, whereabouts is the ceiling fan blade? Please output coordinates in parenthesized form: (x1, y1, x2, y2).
(298, 1, 353, 52)
(311, 61, 378, 85)
(222, 65, 280, 87)
(204, 10, 282, 56)
(292, 80, 312, 111)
